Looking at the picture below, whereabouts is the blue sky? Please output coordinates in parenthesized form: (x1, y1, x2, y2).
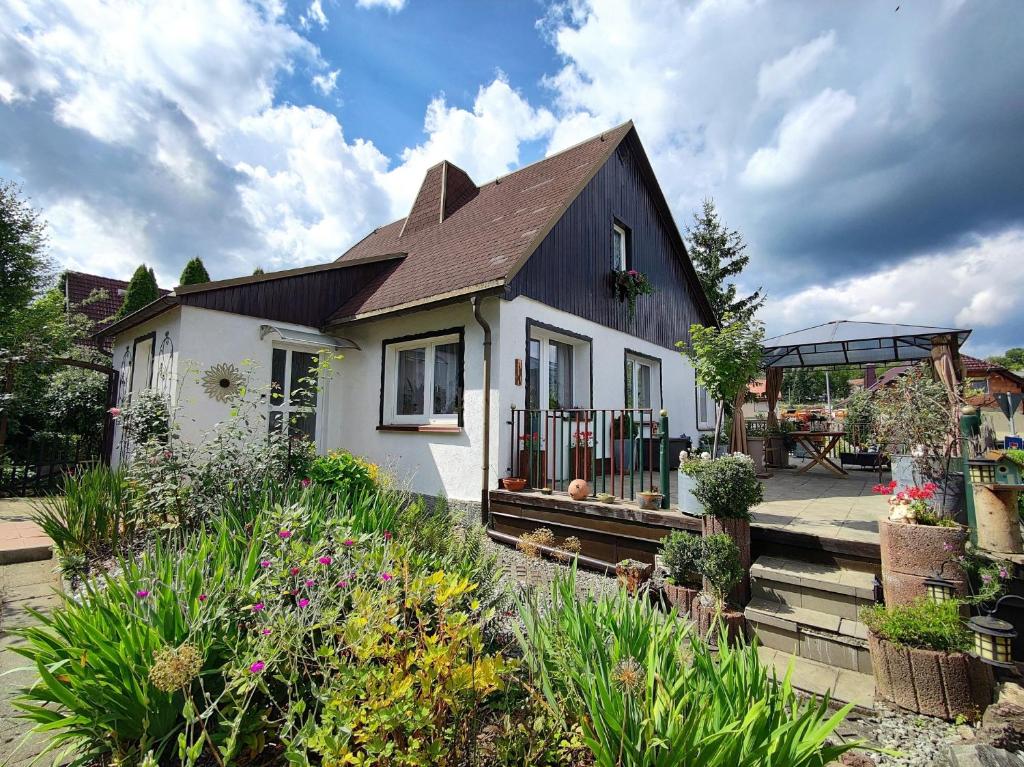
(1, 0, 1022, 356)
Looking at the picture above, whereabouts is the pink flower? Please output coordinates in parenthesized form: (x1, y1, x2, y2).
(261, 628, 272, 635)
(380, 572, 393, 582)
(383, 531, 392, 541)
(297, 598, 310, 608)
(107, 407, 121, 417)
(289, 567, 300, 576)
(136, 589, 149, 599)
(249, 661, 265, 674)
(252, 603, 265, 612)
(943, 542, 954, 552)
(337, 580, 349, 588)
(279, 530, 292, 540)
(1000, 568, 1009, 579)
(304, 579, 315, 588)
(983, 574, 993, 584)
(343, 539, 354, 547)
(318, 556, 333, 565)
(260, 560, 271, 568)
(198, 594, 208, 602)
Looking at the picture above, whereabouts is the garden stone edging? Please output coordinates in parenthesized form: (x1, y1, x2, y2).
(869, 632, 995, 721)
(879, 519, 968, 607)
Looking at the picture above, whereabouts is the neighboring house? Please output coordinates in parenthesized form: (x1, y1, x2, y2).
(65, 271, 169, 351)
(98, 122, 716, 507)
(741, 378, 771, 420)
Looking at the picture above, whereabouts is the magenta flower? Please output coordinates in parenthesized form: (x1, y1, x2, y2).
(383, 531, 392, 541)
(297, 598, 310, 608)
(337, 580, 349, 588)
(1000, 568, 1009, 579)
(304, 579, 315, 588)
(983, 574, 993, 583)
(252, 602, 265, 612)
(136, 589, 150, 599)
(261, 628, 272, 635)
(380, 572, 393, 582)
(107, 406, 122, 417)
(343, 539, 354, 547)
(943, 542, 954, 552)
(301, 478, 311, 488)
(250, 661, 265, 674)
(279, 530, 292, 540)
(289, 566, 300, 576)
(318, 556, 333, 565)
(260, 560, 271, 568)
(198, 594, 208, 602)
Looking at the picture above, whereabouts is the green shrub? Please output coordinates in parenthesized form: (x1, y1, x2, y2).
(692, 455, 763, 519)
(31, 467, 132, 570)
(307, 450, 379, 497)
(516, 567, 858, 767)
(661, 531, 702, 586)
(698, 533, 743, 606)
(861, 599, 971, 652)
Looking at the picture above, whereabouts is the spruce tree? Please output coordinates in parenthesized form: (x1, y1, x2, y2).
(116, 264, 159, 318)
(685, 199, 765, 323)
(252, 266, 265, 276)
(179, 256, 210, 285)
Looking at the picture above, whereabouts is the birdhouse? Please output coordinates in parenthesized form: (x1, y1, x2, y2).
(968, 451, 1024, 488)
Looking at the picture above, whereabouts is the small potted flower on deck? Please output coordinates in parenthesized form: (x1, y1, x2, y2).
(569, 428, 594, 481)
(660, 531, 702, 615)
(691, 533, 747, 647)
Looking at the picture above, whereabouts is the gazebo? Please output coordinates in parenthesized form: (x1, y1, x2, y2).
(741, 321, 972, 471)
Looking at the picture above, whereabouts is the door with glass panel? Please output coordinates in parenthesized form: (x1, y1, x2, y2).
(269, 348, 320, 447)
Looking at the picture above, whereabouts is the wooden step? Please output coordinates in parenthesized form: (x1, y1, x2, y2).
(745, 597, 871, 674)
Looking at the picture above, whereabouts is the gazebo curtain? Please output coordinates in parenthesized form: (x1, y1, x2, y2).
(930, 335, 963, 455)
(765, 367, 783, 430)
(729, 389, 748, 454)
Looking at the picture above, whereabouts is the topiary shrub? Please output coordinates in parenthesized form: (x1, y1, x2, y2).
(698, 533, 743, 606)
(661, 531, 702, 586)
(691, 454, 763, 520)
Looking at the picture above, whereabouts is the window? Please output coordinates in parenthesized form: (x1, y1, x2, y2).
(696, 384, 715, 430)
(526, 323, 589, 411)
(383, 331, 462, 425)
(612, 223, 628, 271)
(625, 353, 659, 409)
(269, 348, 320, 441)
(548, 340, 574, 409)
(129, 333, 155, 395)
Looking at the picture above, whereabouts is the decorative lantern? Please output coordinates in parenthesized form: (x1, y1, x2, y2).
(924, 574, 958, 604)
(968, 614, 1017, 669)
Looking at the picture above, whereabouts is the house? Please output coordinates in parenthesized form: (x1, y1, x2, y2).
(64, 271, 169, 350)
(97, 121, 716, 510)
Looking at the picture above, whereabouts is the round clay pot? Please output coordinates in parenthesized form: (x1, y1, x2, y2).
(690, 594, 747, 648)
(879, 519, 968, 606)
(568, 478, 591, 501)
(637, 491, 663, 510)
(869, 631, 994, 721)
(702, 515, 751, 605)
(663, 582, 700, 616)
(503, 477, 527, 492)
(974, 485, 1023, 555)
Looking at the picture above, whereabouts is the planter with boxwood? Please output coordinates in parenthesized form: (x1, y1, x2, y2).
(660, 531, 702, 614)
(690, 533, 748, 647)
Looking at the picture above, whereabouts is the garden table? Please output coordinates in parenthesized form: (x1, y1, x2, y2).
(791, 431, 848, 477)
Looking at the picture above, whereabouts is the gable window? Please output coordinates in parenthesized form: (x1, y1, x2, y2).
(269, 347, 320, 442)
(625, 353, 660, 410)
(382, 330, 463, 426)
(612, 222, 629, 271)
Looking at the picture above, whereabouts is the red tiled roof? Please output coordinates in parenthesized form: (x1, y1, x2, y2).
(330, 122, 634, 321)
(963, 354, 1004, 375)
(65, 271, 170, 334)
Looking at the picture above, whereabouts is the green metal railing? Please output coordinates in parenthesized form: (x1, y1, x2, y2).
(507, 406, 670, 508)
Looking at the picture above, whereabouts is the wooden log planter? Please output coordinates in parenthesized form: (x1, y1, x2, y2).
(879, 520, 968, 607)
(869, 632, 995, 721)
(691, 595, 747, 648)
(702, 515, 751, 605)
(663, 582, 700, 616)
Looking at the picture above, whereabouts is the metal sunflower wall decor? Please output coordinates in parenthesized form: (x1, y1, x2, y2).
(202, 363, 243, 402)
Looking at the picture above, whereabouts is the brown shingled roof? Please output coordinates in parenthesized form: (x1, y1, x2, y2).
(328, 121, 634, 323)
(65, 271, 169, 334)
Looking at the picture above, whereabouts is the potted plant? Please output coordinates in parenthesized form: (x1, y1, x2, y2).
(503, 476, 527, 492)
(637, 489, 664, 510)
(873, 367, 964, 519)
(569, 428, 594, 481)
(876, 479, 970, 606)
(660, 531, 702, 615)
(611, 268, 654, 319)
(616, 558, 654, 594)
(677, 450, 709, 516)
(862, 599, 995, 721)
(692, 454, 763, 604)
(518, 431, 546, 488)
(765, 419, 795, 468)
(690, 533, 747, 647)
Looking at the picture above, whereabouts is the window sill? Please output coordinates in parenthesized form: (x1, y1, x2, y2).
(377, 424, 463, 434)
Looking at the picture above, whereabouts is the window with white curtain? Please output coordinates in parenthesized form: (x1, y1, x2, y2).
(625, 353, 659, 409)
(383, 332, 462, 425)
(696, 383, 715, 430)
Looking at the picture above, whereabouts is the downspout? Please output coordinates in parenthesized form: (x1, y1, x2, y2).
(471, 296, 492, 525)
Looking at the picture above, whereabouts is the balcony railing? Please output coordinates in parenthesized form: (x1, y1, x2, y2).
(507, 406, 669, 507)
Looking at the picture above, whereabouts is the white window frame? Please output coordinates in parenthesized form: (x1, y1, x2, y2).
(528, 327, 588, 411)
(129, 334, 155, 396)
(612, 223, 628, 271)
(268, 344, 328, 452)
(696, 383, 716, 430)
(383, 332, 461, 426)
(625, 353, 660, 411)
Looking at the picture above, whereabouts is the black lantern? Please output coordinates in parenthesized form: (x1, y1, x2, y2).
(969, 594, 1024, 670)
(924, 559, 960, 605)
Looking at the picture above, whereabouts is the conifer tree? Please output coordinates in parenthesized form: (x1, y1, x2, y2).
(115, 264, 159, 318)
(179, 256, 210, 285)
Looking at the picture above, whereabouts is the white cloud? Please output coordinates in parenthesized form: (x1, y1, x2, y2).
(760, 228, 1024, 342)
(312, 68, 339, 95)
(300, 0, 328, 30)
(741, 88, 856, 188)
(757, 30, 836, 102)
(356, 0, 406, 11)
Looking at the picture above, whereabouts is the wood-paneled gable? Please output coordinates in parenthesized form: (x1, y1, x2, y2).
(507, 130, 713, 349)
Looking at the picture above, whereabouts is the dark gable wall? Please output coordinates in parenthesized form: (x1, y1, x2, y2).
(507, 132, 710, 350)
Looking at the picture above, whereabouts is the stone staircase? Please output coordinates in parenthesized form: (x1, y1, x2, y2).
(745, 554, 878, 675)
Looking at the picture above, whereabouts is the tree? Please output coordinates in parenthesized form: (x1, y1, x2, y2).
(0, 181, 51, 338)
(116, 264, 159, 318)
(179, 257, 210, 285)
(252, 266, 265, 276)
(685, 198, 764, 323)
(988, 348, 1024, 373)
(678, 313, 764, 454)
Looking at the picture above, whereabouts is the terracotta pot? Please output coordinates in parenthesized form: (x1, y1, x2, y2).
(869, 631, 994, 721)
(702, 515, 752, 605)
(503, 477, 527, 492)
(974, 485, 1023, 555)
(568, 478, 591, 501)
(637, 491, 664, 511)
(663, 582, 700, 616)
(691, 594, 747, 648)
(879, 519, 968, 606)
(616, 560, 654, 594)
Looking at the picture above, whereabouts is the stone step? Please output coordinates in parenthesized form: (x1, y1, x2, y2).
(745, 597, 872, 674)
(750, 554, 877, 622)
(756, 646, 874, 711)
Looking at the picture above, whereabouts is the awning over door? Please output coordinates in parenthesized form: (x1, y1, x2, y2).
(259, 324, 360, 351)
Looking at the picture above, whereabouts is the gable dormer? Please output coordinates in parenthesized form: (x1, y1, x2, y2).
(400, 161, 478, 238)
